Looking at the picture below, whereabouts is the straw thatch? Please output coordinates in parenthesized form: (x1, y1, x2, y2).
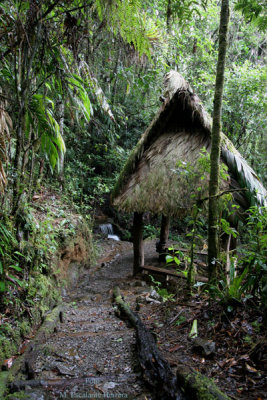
(112, 72, 266, 215)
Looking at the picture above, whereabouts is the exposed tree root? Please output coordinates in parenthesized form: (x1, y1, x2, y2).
(113, 286, 231, 400)
(113, 286, 184, 400)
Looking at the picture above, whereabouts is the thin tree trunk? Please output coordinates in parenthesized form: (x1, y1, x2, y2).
(166, 0, 172, 32)
(208, 0, 230, 282)
(160, 215, 170, 245)
(133, 212, 144, 275)
(188, 207, 199, 291)
(12, 5, 42, 214)
(57, 99, 65, 190)
(111, 41, 121, 105)
(158, 215, 170, 261)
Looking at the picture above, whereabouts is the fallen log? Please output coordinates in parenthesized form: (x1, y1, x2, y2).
(9, 373, 138, 391)
(176, 365, 230, 400)
(113, 286, 231, 400)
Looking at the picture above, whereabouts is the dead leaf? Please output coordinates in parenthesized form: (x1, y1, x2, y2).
(239, 354, 250, 361)
(225, 358, 237, 367)
(168, 344, 181, 353)
(18, 340, 30, 355)
(2, 356, 16, 370)
(245, 363, 258, 373)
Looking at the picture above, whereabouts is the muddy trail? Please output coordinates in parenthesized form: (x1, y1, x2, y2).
(9, 239, 157, 400)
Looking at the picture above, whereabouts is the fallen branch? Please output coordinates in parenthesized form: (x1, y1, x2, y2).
(113, 286, 231, 400)
(198, 188, 248, 205)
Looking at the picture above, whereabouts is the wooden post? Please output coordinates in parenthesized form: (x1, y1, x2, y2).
(133, 212, 144, 275)
(157, 215, 170, 261)
(160, 215, 170, 245)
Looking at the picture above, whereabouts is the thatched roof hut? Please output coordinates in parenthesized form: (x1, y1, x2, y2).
(112, 71, 267, 273)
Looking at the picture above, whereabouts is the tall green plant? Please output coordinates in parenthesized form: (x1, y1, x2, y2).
(0, 220, 22, 293)
(241, 206, 267, 305)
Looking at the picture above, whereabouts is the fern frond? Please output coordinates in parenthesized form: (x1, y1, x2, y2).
(95, 0, 159, 57)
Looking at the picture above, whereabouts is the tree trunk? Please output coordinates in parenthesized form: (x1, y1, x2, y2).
(208, 0, 230, 282)
(133, 212, 144, 275)
(158, 215, 170, 261)
(166, 0, 172, 32)
(12, 3, 42, 215)
(160, 215, 170, 245)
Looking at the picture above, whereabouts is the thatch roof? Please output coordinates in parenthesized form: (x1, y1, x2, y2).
(112, 72, 266, 216)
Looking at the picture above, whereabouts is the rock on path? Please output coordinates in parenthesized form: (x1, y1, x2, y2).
(11, 239, 153, 400)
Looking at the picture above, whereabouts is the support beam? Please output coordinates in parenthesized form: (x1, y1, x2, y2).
(157, 215, 170, 261)
(133, 212, 144, 275)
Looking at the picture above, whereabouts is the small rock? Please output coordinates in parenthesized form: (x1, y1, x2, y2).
(192, 337, 216, 357)
(203, 311, 210, 320)
(25, 390, 45, 400)
(136, 295, 146, 304)
(150, 289, 162, 301)
(55, 363, 75, 376)
(103, 382, 117, 390)
(146, 297, 161, 304)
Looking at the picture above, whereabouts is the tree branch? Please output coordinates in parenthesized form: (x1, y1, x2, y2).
(41, 0, 62, 19)
(43, 2, 94, 21)
(200, 188, 248, 205)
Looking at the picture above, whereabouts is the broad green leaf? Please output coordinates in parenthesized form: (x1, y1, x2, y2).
(166, 255, 174, 263)
(0, 281, 5, 292)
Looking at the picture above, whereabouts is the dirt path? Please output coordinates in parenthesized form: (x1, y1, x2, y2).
(10, 239, 155, 400)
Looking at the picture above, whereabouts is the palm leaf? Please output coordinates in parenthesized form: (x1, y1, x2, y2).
(221, 134, 267, 207)
(79, 61, 115, 121)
